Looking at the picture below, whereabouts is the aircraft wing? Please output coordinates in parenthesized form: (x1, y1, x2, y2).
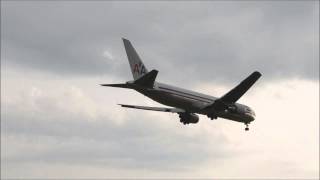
(220, 71, 261, 103)
(203, 71, 261, 111)
(118, 104, 185, 113)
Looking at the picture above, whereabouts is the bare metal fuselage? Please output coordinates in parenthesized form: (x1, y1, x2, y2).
(132, 82, 255, 124)
(102, 38, 261, 130)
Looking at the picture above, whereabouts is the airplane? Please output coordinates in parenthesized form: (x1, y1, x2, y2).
(101, 38, 261, 131)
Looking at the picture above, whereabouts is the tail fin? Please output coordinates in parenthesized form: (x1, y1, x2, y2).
(122, 38, 148, 80)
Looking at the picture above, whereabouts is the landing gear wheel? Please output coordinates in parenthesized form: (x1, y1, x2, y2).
(207, 114, 217, 120)
(245, 123, 249, 131)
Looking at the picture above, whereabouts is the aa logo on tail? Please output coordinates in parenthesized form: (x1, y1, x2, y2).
(133, 62, 146, 75)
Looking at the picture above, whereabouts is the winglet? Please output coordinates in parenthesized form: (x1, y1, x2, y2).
(134, 69, 158, 88)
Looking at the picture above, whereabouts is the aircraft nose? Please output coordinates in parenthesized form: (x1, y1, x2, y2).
(249, 114, 255, 121)
(245, 113, 255, 122)
(244, 107, 255, 122)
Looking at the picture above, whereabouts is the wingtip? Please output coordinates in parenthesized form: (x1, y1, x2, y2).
(253, 71, 262, 77)
(122, 37, 129, 42)
(118, 104, 133, 108)
(100, 84, 111, 86)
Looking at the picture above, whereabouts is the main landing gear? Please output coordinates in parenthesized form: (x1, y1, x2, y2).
(245, 123, 249, 131)
(207, 114, 217, 120)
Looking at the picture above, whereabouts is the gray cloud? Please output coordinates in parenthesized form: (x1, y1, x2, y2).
(1, 83, 233, 173)
(1, 1, 318, 85)
(1, 1, 319, 178)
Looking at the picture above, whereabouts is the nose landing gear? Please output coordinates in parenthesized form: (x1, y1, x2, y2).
(245, 123, 249, 131)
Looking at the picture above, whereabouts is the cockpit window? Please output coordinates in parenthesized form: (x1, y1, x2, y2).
(245, 107, 255, 116)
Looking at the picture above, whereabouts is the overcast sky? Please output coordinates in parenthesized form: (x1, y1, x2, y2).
(1, 1, 319, 179)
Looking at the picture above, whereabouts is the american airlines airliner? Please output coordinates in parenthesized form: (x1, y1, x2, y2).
(101, 38, 261, 131)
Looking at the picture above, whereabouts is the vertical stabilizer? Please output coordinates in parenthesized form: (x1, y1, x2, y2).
(122, 38, 148, 80)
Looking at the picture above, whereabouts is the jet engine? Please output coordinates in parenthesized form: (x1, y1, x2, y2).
(178, 113, 199, 125)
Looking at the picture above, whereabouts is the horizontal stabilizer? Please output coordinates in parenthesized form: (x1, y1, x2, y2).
(100, 83, 131, 89)
(134, 69, 158, 88)
(119, 104, 185, 113)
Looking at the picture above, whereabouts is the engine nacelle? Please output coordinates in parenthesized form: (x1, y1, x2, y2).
(179, 113, 199, 124)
